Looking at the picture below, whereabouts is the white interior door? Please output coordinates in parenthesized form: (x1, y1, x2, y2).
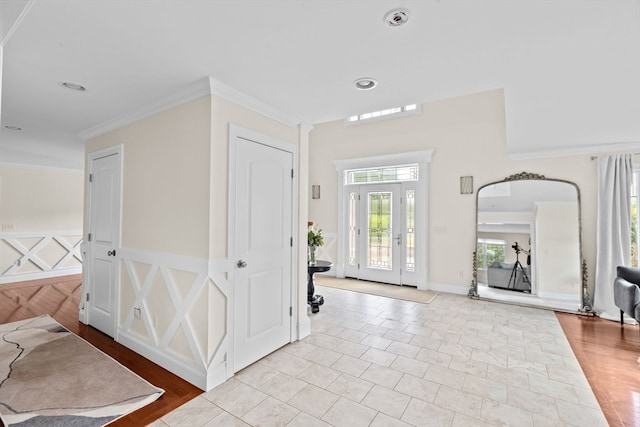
(87, 150, 121, 338)
(232, 136, 293, 372)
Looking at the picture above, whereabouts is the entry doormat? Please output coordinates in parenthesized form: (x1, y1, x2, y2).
(315, 276, 437, 304)
(0, 315, 164, 427)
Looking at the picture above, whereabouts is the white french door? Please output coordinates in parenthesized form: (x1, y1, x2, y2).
(344, 182, 418, 286)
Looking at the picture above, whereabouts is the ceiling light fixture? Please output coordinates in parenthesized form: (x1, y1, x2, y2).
(384, 8, 410, 27)
(3, 125, 23, 131)
(353, 77, 378, 91)
(62, 82, 87, 91)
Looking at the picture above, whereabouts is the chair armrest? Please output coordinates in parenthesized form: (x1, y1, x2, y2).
(617, 266, 640, 286)
(614, 277, 640, 316)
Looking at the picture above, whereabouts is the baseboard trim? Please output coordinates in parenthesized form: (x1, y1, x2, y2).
(118, 330, 207, 391)
(537, 291, 581, 302)
(206, 361, 228, 391)
(0, 267, 82, 285)
(427, 282, 470, 296)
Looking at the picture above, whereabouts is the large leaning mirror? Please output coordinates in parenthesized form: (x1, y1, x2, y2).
(469, 172, 590, 313)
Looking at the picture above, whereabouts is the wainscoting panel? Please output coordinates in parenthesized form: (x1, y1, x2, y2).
(0, 231, 83, 284)
(117, 247, 229, 391)
(315, 231, 336, 271)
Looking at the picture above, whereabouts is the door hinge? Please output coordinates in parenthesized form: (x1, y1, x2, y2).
(86, 293, 90, 302)
(289, 306, 293, 316)
(89, 174, 93, 182)
(87, 233, 92, 242)
(291, 169, 294, 179)
(290, 237, 293, 247)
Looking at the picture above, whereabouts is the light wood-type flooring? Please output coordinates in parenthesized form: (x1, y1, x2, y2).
(557, 311, 640, 427)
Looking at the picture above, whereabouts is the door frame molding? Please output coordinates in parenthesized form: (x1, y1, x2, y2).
(333, 150, 433, 290)
(227, 124, 299, 378)
(80, 144, 123, 338)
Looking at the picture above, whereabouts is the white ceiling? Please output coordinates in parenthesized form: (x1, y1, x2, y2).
(1, 0, 639, 171)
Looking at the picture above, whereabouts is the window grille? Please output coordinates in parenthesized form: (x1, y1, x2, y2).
(345, 165, 418, 185)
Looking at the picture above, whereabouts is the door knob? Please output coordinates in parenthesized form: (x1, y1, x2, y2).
(237, 260, 247, 268)
(107, 249, 116, 257)
(393, 234, 402, 246)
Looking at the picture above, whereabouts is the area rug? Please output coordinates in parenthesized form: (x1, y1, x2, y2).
(315, 276, 437, 304)
(0, 315, 164, 427)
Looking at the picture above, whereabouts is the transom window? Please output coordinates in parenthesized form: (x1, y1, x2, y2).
(345, 164, 419, 185)
(345, 104, 420, 125)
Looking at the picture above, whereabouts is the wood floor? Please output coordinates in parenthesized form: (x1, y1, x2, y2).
(1, 276, 639, 426)
(0, 275, 202, 427)
(556, 311, 640, 427)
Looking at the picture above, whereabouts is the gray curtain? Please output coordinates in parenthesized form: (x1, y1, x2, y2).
(594, 154, 633, 320)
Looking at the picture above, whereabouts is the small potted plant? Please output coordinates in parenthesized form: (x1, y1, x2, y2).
(307, 221, 324, 265)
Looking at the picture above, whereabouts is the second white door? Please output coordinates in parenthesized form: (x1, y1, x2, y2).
(86, 150, 121, 338)
(232, 135, 293, 372)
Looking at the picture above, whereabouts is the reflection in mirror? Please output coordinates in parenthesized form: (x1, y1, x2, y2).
(473, 174, 585, 312)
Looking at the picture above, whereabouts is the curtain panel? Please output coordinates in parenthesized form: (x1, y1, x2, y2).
(594, 154, 633, 320)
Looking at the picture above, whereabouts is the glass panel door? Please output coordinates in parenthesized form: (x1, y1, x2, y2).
(343, 182, 418, 285)
(367, 190, 393, 270)
(359, 184, 402, 284)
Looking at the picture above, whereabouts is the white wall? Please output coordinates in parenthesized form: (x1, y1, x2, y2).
(87, 96, 212, 258)
(0, 165, 84, 230)
(0, 165, 83, 280)
(309, 89, 600, 296)
(535, 202, 581, 297)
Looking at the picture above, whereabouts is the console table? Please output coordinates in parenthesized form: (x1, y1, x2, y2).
(308, 260, 331, 313)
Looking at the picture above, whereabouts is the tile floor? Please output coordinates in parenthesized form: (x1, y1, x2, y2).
(148, 286, 607, 427)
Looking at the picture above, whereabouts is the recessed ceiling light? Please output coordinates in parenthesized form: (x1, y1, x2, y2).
(384, 8, 410, 27)
(354, 78, 378, 91)
(3, 125, 23, 131)
(62, 82, 87, 91)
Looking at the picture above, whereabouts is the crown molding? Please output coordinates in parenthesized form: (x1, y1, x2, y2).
(0, 161, 84, 173)
(78, 78, 212, 141)
(207, 77, 302, 128)
(298, 122, 314, 133)
(78, 76, 304, 141)
(1, 0, 34, 47)
(508, 141, 640, 160)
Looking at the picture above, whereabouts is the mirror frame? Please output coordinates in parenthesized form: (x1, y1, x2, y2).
(468, 171, 593, 313)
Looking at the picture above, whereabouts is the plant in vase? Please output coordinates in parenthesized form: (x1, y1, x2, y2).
(307, 221, 324, 265)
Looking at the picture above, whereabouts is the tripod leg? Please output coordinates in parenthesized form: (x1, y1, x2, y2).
(508, 264, 518, 289)
(516, 261, 531, 292)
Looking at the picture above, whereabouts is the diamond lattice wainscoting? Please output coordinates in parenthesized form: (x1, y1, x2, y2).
(117, 248, 228, 391)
